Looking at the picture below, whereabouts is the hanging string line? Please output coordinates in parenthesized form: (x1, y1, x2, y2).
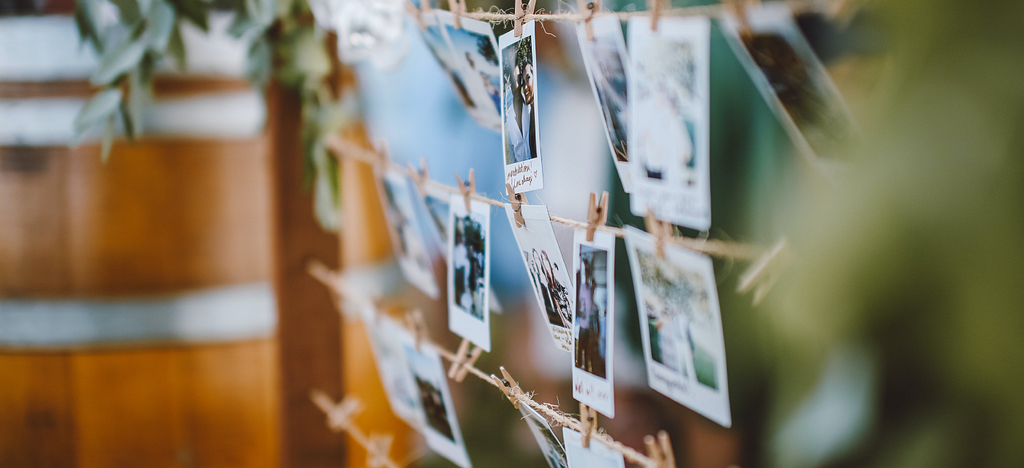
(325, 136, 765, 261)
(306, 260, 661, 467)
(311, 390, 405, 468)
(437, 0, 829, 24)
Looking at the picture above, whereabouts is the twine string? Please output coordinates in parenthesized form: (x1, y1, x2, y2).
(325, 136, 764, 261)
(307, 259, 662, 467)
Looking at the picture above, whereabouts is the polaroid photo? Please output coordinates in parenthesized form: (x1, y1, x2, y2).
(576, 15, 632, 192)
(403, 337, 472, 468)
(447, 195, 492, 351)
(562, 427, 626, 468)
(519, 404, 569, 468)
(377, 169, 440, 298)
(504, 204, 575, 353)
(425, 191, 503, 314)
(366, 316, 426, 427)
(420, 12, 484, 114)
(571, 229, 617, 418)
(627, 16, 712, 231)
(498, 21, 544, 193)
(720, 2, 856, 160)
(435, 10, 503, 131)
(623, 226, 731, 427)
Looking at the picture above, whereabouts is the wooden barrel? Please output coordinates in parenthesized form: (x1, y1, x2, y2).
(0, 13, 279, 468)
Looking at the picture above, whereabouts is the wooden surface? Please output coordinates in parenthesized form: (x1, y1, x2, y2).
(266, 85, 346, 468)
(0, 339, 280, 468)
(1, 73, 280, 468)
(0, 142, 271, 298)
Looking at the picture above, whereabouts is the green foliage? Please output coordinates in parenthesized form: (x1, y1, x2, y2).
(72, 0, 353, 229)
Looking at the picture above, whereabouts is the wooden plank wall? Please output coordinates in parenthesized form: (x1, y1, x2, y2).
(0, 134, 280, 467)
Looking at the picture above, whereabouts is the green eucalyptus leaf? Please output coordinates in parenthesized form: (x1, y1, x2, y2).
(74, 0, 104, 50)
(110, 0, 143, 25)
(167, 23, 187, 70)
(91, 37, 148, 85)
(245, 38, 271, 88)
(147, 1, 176, 51)
(101, 116, 116, 162)
(169, 0, 209, 32)
(74, 88, 123, 135)
(227, 14, 252, 39)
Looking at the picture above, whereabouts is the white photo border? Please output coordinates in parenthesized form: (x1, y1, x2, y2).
(623, 226, 731, 427)
(570, 229, 616, 418)
(627, 16, 712, 230)
(504, 204, 575, 353)
(447, 195, 492, 351)
(576, 14, 633, 192)
(498, 20, 544, 193)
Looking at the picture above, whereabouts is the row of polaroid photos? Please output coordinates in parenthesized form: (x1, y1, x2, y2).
(416, 3, 854, 230)
(365, 305, 628, 468)
(375, 166, 732, 431)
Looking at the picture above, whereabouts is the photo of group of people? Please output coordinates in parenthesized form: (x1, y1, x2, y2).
(519, 405, 569, 468)
(499, 21, 544, 192)
(402, 339, 472, 468)
(577, 15, 632, 192)
(624, 226, 731, 428)
(628, 16, 712, 231)
(418, 11, 502, 130)
(377, 170, 439, 298)
(447, 196, 492, 351)
(562, 427, 626, 468)
(505, 204, 575, 352)
(571, 230, 616, 417)
(720, 2, 856, 159)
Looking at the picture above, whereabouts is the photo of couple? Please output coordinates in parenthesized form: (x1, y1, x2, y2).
(499, 21, 544, 192)
(505, 204, 575, 352)
(448, 196, 492, 351)
(452, 210, 487, 320)
(501, 33, 538, 165)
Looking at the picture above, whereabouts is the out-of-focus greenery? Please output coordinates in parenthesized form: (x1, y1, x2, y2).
(73, 0, 351, 230)
(761, 1, 1024, 467)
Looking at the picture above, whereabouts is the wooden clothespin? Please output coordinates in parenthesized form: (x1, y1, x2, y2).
(506, 183, 528, 228)
(450, 0, 463, 29)
(644, 210, 671, 259)
(311, 390, 363, 432)
(455, 169, 475, 213)
(644, 430, 676, 468)
(576, 0, 599, 41)
(490, 366, 523, 408)
(366, 433, 395, 468)
(407, 157, 430, 199)
(648, 0, 662, 32)
(447, 338, 484, 382)
(579, 403, 598, 448)
(406, 0, 426, 29)
(514, 0, 537, 38)
(405, 308, 428, 350)
(585, 191, 609, 242)
(736, 237, 788, 306)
